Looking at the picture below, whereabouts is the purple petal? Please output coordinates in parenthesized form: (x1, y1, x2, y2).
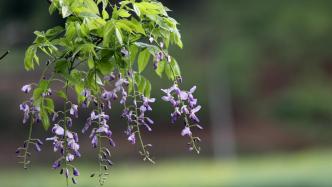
(181, 127, 192, 137)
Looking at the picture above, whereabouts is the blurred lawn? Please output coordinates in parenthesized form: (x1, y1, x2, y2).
(1, 149, 332, 187)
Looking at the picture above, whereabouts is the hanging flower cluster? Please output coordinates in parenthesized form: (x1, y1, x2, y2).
(17, 0, 203, 186)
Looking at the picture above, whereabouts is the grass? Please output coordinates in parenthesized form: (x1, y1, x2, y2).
(1, 149, 332, 187)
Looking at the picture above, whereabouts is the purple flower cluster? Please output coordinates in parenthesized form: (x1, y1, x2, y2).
(161, 84, 202, 151)
(20, 84, 42, 124)
(81, 88, 93, 108)
(101, 76, 129, 109)
(82, 111, 115, 148)
(162, 85, 201, 124)
(17, 84, 45, 168)
(19, 100, 41, 124)
(47, 112, 80, 184)
(122, 95, 155, 145)
(82, 105, 114, 184)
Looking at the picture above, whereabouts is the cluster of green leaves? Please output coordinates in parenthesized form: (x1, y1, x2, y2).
(24, 0, 183, 130)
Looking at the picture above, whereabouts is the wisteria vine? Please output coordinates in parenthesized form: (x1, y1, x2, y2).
(17, 0, 203, 186)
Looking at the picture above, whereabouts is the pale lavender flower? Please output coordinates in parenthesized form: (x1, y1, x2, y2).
(101, 90, 113, 100)
(181, 127, 192, 137)
(52, 112, 58, 122)
(121, 47, 129, 57)
(104, 72, 116, 82)
(82, 89, 91, 98)
(66, 153, 74, 162)
(19, 103, 30, 124)
(68, 138, 80, 152)
(115, 78, 129, 89)
(128, 133, 136, 144)
(70, 104, 78, 118)
(189, 105, 201, 123)
(120, 88, 128, 104)
(181, 105, 190, 114)
(21, 84, 32, 93)
(91, 135, 98, 148)
(42, 88, 52, 97)
(35, 143, 41, 152)
(52, 124, 64, 136)
(145, 117, 154, 125)
(156, 51, 164, 62)
(140, 97, 155, 112)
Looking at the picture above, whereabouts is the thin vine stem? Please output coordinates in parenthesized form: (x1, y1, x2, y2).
(63, 81, 70, 187)
(23, 118, 34, 169)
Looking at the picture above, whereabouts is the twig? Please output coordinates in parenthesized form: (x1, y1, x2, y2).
(0, 50, 9, 62)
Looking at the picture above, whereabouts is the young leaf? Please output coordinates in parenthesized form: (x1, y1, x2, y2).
(46, 26, 64, 38)
(144, 79, 152, 98)
(115, 28, 123, 45)
(24, 46, 37, 70)
(155, 60, 166, 77)
(138, 49, 151, 73)
(138, 77, 146, 94)
(117, 9, 131, 18)
(171, 58, 181, 77)
(40, 108, 50, 130)
(57, 91, 67, 100)
(88, 54, 95, 69)
(165, 62, 175, 81)
(44, 98, 55, 113)
(133, 4, 141, 17)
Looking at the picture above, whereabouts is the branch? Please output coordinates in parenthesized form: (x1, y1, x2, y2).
(0, 50, 9, 62)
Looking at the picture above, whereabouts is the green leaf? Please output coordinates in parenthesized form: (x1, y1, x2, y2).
(138, 77, 146, 94)
(33, 88, 44, 101)
(74, 84, 85, 104)
(165, 62, 175, 81)
(61, 5, 72, 18)
(40, 108, 50, 130)
(134, 42, 159, 54)
(88, 54, 95, 69)
(133, 4, 141, 17)
(103, 22, 115, 47)
(144, 79, 152, 98)
(128, 78, 134, 95)
(129, 45, 139, 67)
(115, 28, 123, 45)
(49, 0, 58, 15)
(97, 60, 115, 75)
(171, 58, 181, 77)
(155, 60, 166, 77)
(138, 49, 150, 73)
(57, 90, 67, 100)
(44, 98, 55, 113)
(117, 9, 131, 18)
(55, 60, 70, 74)
(102, 9, 109, 19)
(46, 26, 64, 37)
(24, 46, 37, 70)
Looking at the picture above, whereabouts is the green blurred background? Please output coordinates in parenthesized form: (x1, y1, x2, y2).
(1, 0, 332, 186)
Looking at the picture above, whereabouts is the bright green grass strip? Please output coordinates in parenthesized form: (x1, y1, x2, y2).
(1, 149, 332, 187)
